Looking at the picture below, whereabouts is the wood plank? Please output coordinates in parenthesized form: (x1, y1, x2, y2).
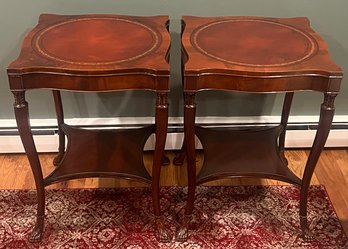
(313, 150, 348, 234)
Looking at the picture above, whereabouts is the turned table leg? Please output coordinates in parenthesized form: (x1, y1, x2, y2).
(52, 90, 65, 166)
(176, 92, 196, 242)
(300, 92, 337, 240)
(12, 90, 45, 242)
(152, 92, 171, 242)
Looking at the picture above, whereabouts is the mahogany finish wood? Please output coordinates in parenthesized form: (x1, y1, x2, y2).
(195, 126, 302, 185)
(8, 14, 171, 243)
(176, 16, 343, 242)
(44, 125, 154, 185)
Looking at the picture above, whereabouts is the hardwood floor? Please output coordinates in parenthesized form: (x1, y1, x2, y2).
(0, 149, 347, 235)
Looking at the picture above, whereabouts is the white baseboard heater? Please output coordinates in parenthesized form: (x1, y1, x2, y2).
(0, 116, 347, 153)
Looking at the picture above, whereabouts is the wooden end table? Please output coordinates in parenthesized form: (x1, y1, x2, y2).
(7, 14, 171, 242)
(175, 16, 343, 241)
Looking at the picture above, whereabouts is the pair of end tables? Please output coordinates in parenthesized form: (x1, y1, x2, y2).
(7, 14, 343, 243)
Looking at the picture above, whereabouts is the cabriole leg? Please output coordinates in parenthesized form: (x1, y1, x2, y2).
(12, 90, 45, 242)
(300, 92, 337, 241)
(176, 92, 196, 242)
(173, 54, 187, 167)
(152, 92, 171, 242)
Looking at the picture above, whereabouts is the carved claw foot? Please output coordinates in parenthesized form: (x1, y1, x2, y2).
(173, 152, 185, 166)
(29, 215, 44, 243)
(155, 215, 172, 243)
(176, 214, 191, 242)
(300, 215, 314, 242)
(161, 155, 170, 166)
(302, 228, 315, 242)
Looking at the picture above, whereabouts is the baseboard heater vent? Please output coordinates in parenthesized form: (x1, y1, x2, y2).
(0, 122, 347, 153)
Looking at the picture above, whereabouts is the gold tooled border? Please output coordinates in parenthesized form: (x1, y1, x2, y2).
(33, 17, 160, 65)
(191, 19, 318, 67)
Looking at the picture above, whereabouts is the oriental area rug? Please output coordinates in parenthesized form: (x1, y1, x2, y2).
(0, 186, 347, 248)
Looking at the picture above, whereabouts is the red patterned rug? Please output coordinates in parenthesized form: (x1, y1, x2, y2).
(0, 185, 347, 248)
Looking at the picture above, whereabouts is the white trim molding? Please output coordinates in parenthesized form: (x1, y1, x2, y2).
(1, 115, 348, 153)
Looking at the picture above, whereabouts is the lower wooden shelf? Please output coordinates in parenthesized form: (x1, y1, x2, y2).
(44, 124, 155, 186)
(195, 125, 302, 185)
